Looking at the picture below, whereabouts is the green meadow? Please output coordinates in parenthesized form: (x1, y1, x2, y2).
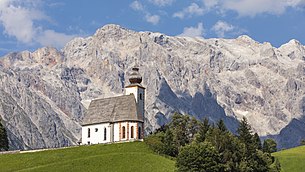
(0, 142, 175, 172)
(273, 145, 305, 172)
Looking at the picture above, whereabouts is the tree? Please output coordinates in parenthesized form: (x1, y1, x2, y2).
(170, 113, 190, 148)
(187, 117, 200, 142)
(217, 119, 227, 133)
(253, 133, 262, 150)
(300, 139, 305, 146)
(176, 142, 222, 172)
(194, 118, 210, 143)
(237, 117, 253, 144)
(0, 118, 9, 151)
(163, 128, 178, 157)
(248, 150, 273, 172)
(263, 139, 277, 153)
(237, 117, 256, 156)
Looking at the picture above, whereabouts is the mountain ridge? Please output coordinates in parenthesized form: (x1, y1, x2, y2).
(0, 24, 304, 149)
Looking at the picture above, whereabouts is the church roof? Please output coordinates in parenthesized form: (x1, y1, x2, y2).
(82, 94, 143, 126)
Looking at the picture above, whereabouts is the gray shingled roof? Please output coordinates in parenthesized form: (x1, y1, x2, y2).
(82, 94, 143, 126)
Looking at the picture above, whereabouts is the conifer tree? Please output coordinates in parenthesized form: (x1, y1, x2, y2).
(217, 119, 227, 133)
(253, 133, 262, 150)
(237, 117, 253, 144)
(237, 117, 256, 156)
(0, 118, 9, 151)
(195, 118, 210, 143)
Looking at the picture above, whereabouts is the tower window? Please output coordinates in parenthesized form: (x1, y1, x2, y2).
(95, 128, 98, 132)
(122, 126, 126, 139)
(88, 128, 90, 138)
(140, 93, 142, 100)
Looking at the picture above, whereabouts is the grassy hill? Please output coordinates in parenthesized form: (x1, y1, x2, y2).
(0, 142, 175, 172)
(273, 145, 305, 172)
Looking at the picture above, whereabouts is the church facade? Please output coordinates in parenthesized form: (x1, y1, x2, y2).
(81, 67, 145, 144)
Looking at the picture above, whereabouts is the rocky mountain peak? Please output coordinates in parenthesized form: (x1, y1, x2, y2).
(0, 24, 305, 150)
(279, 39, 305, 61)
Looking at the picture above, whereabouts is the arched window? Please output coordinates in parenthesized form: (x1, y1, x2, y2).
(138, 127, 141, 139)
(88, 128, 90, 138)
(131, 126, 134, 138)
(122, 126, 126, 139)
(140, 93, 142, 100)
(104, 128, 107, 141)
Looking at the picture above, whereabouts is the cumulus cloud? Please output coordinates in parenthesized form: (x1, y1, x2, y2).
(130, 1, 160, 25)
(130, 1, 144, 11)
(173, 3, 205, 19)
(37, 30, 75, 48)
(203, 0, 305, 17)
(145, 14, 160, 25)
(149, 0, 175, 7)
(212, 20, 246, 37)
(202, 0, 220, 9)
(212, 21, 234, 37)
(179, 23, 205, 37)
(0, 0, 75, 48)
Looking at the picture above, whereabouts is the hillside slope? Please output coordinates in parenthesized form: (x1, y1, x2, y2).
(0, 24, 304, 149)
(0, 142, 175, 172)
(273, 145, 305, 172)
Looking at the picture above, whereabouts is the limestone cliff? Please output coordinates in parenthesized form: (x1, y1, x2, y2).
(0, 24, 304, 149)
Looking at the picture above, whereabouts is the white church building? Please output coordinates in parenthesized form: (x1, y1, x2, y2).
(81, 67, 145, 145)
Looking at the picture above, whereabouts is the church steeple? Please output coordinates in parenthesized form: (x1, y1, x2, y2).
(128, 67, 142, 85)
(125, 66, 145, 120)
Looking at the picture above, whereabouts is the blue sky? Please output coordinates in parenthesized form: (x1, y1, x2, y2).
(0, 0, 305, 56)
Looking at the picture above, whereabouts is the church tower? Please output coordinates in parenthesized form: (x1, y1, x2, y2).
(125, 67, 145, 119)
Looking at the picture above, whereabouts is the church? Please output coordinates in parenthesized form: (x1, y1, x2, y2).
(81, 67, 145, 145)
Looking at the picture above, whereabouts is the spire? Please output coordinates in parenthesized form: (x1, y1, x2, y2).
(129, 67, 142, 85)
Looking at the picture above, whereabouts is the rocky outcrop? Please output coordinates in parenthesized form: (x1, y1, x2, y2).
(0, 24, 304, 149)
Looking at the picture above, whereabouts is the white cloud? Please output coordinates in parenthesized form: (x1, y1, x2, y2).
(212, 21, 234, 37)
(202, 0, 220, 9)
(0, 0, 76, 49)
(0, 0, 46, 44)
(173, 3, 205, 19)
(202, 0, 305, 17)
(37, 30, 75, 48)
(130, 1, 144, 11)
(179, 23, 205, 37)
(149, 0, 175, 7)
(130, 1, 160, 25)
(145, 14, 160, 25)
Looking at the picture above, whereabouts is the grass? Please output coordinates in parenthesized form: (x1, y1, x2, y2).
(273, 145, 305, 172)
(0, 142, 175, 172)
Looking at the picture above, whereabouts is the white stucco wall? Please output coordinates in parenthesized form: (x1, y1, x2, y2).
(82, 121, 144, 145)
(125, 86, 145, 119)
(81, 123, 111, 145)
(113, 123, 120, 142)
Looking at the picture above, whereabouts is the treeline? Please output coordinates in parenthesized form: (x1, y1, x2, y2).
(145, 113, 280, 172)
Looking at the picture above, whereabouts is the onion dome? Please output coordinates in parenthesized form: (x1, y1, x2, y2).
(129, 67, 142, 84)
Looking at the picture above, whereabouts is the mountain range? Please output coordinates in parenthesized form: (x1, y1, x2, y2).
(0, 24, 304, 150)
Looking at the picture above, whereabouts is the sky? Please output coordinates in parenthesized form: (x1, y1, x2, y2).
(0, 0, 305, 57)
